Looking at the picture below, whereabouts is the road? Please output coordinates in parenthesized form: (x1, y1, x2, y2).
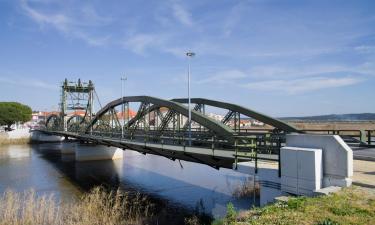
(353, 160, 375, 189)
(352, 146, 375, 161)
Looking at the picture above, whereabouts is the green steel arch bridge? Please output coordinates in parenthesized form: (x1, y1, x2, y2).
(39, 79, 302, 170)
(39, 79, 374, 169)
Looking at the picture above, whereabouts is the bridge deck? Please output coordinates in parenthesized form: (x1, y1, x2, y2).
(36, 130, 278, 169)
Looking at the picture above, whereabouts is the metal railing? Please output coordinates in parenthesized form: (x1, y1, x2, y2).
(303, 129, 375, 146)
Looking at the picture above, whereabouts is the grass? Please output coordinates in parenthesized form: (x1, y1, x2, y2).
(0, 187, 153, 225)
(213, 187, 375, 225)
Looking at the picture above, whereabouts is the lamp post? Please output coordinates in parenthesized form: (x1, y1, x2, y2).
(186, 51, 195, 146)
(121, 76, 127, 138)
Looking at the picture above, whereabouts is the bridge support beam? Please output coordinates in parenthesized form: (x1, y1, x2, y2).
(75, 144, 123, 161)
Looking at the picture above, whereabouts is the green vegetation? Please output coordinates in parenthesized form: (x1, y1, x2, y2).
(0, 102, 32, 129)
(219, 187, 375, 225)
(0, 187, 153, 225)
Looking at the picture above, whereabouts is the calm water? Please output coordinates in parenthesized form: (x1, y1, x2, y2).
(0, 143, 270, 224)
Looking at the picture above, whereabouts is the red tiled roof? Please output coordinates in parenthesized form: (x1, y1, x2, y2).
(116, 109, 137, 119)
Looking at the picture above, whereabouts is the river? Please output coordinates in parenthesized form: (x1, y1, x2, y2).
(0, 143, 276, 224)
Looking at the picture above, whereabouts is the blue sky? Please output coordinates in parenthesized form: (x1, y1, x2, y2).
(0, 0, 374, 117)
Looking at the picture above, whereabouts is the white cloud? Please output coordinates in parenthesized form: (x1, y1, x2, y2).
(243, 77, 363, 94)
(247, 64, 349, 79)
(0, 76, 58, 90)
(196, 70, 247, 84)
(20, 0, 110, 46)
(122, 33, 167, 55)
(354, 45, 375, 54)
(223, 2, 247, 37)
(170, 0, 193, 27)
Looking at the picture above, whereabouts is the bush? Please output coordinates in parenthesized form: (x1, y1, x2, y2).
(0, 102, 32, 129)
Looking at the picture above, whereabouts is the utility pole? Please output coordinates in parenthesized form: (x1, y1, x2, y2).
(186, 51, 195, 146)
(121, 76, 127, 138)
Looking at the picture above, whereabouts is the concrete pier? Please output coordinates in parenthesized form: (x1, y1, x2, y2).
(30, 131, 64, 142)
(75, 144, 124, 161)
(60, 141, 76, 154)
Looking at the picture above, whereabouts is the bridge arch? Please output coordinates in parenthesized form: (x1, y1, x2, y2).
(171, 98, 300, 133)
(45, 114, 61, 130)
(85, 96, 236, 139)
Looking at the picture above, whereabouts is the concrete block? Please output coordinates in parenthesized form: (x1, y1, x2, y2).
(281, 147, 322, 196)
(281, 176, 298, 194)
(286, 134, 353, 188)
(286, 134, 353, 180)
(75, 144, 123, 161)
(280, 148, 298, 177)
(298, 149, 323, 183)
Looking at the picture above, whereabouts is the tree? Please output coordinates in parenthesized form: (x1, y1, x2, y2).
(0, 102, 32, 130)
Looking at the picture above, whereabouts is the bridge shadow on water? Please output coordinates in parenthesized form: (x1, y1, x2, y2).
(34, 142, 259, 225)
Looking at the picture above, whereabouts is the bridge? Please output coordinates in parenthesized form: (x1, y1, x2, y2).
(35, 79, 375, 169)
(34, 79, 368, 196)
(34, 79, 308, 170)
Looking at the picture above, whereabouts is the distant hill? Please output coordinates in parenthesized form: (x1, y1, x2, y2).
(280, 113, 375, 121)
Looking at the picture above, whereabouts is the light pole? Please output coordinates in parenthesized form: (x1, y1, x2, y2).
(121, 76, 127, 138)
(186, 51, 195, 146)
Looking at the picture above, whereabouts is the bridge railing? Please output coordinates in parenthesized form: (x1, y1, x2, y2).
(302, 129, 375, 146)
(365, 130, 375, 146)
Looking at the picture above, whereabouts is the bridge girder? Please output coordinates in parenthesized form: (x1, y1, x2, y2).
(172, 98, 301, 133)
(45, 114, 61, 130)
(85, 96, 236, 139)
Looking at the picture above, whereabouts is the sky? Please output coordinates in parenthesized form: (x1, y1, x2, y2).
(0, 0, 374, 117)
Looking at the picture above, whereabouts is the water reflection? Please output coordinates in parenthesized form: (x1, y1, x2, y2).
(0, 143, 280, 224)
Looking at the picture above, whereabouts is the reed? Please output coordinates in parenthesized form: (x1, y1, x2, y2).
(0, 187, 153, 225)
(232, 179, 260, 199)
(0, 135, 30, 145)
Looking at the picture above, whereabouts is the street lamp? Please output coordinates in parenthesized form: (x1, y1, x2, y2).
(121, 76, 127, 138)
(186, 51, 195, 146)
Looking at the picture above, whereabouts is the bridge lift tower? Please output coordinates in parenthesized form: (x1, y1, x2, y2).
(60, 79, 95, 131)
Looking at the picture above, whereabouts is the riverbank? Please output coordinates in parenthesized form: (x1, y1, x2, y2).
(209, 159, 375, 225)
(0, 136, 30, 145)
(0, 187, 153, 225)
(211, 186, 375, 225)
(0, 130, 30, 145)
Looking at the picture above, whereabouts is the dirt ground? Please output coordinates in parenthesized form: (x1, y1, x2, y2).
(290, 121, 375, 131)
(353, 160, 375, 189)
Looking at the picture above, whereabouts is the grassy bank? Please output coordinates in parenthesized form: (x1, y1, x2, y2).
(0, 187, 153, 225)
(212, 187, 375, 225)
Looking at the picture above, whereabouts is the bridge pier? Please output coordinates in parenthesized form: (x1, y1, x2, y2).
(60, 141, 76, 154)
(75, 143, 123, 161)
(30, 131, 64, 142)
